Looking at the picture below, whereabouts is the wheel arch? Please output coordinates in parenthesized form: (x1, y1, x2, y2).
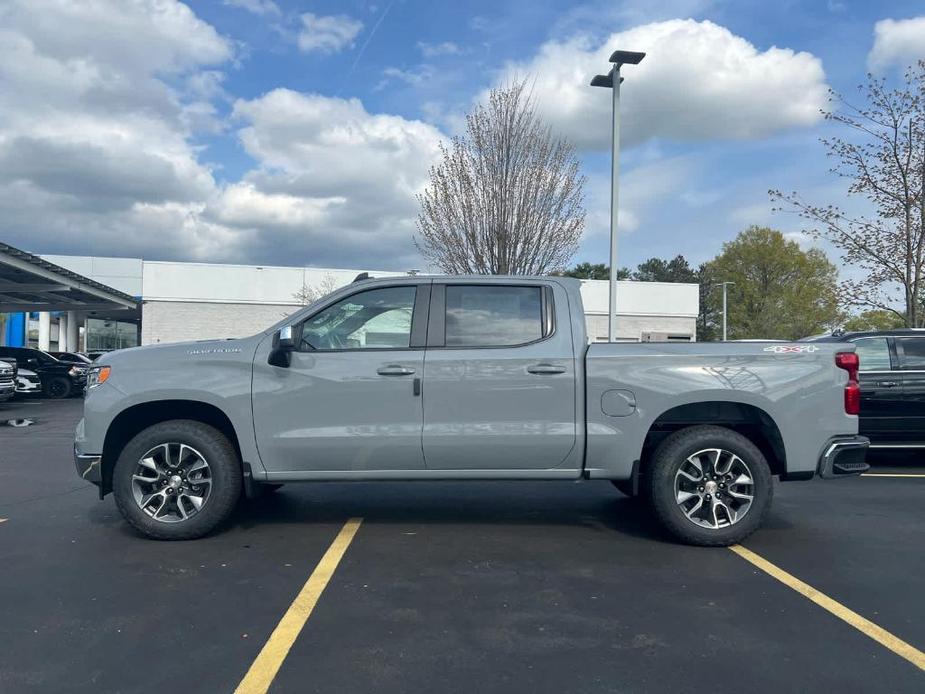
(101, 399, 243, 496)
(639, 401, 786, 478)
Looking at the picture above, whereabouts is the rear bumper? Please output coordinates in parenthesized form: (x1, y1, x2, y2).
(817, 436, 870, 479)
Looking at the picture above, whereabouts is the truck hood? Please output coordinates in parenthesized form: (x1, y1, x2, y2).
(98, 335, 263, 369)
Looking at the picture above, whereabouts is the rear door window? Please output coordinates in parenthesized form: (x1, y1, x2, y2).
(852, 337, 893, 371)
(897, 337, 925, 370)
(445, 285, 545, 347)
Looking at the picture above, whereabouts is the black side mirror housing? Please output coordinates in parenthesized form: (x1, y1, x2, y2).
(268, 324, 297, 368)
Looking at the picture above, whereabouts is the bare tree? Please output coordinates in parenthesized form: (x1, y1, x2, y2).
(415, 81, 586, 274)
(293, 273, 340, 306)
(771, 62, 925, 326)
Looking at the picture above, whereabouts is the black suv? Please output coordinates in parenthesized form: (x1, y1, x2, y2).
(805, 329, 925, 449)
(0, 347, 88, 399)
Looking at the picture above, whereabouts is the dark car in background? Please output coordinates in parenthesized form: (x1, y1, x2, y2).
(49, 351, 93, 365)
(0, 347, 88, 399)
(805, 329, 925, 450)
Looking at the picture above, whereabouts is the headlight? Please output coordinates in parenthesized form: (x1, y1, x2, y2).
(86, 366, 111, 388)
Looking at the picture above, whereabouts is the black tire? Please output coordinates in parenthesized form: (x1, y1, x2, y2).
(45, 376, 71, 399)
(646, 425, 773, 547)
(112, 420, 242, 540)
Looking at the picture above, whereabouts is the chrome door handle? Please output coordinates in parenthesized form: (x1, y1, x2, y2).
(527, 363, 566, 375)
(377, 365, 415, 376)
(877, 381, 899, 388)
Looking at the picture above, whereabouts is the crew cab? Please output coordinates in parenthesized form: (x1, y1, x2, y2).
(75, 276, 868, 546)
(805, 328, 925, 449)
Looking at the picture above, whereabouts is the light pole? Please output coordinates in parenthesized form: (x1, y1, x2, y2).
(591, 49, 645, 343)
(715, 281, 735, 340)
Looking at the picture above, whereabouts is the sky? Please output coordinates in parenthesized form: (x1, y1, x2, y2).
(1, 0, 923, 275)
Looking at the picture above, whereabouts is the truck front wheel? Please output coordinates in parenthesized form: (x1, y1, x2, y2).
(647, 425, 773, 547)
(112, 420, 242, 540)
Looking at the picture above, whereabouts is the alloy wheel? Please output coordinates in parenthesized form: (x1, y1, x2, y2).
(131, 443, 213, 523)
(674, 448, 755, 530)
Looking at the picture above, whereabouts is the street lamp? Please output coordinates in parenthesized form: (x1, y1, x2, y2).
(715, 282, 735, 341)
(591, 49, 645, 343)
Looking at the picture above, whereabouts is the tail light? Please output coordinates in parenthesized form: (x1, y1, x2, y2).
(836, 351, 860, 415)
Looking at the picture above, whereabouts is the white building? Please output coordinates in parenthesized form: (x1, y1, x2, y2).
(38, 254, 699, 347)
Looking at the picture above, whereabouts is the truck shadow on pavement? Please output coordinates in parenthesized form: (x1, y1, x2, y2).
(89, 479, 796, 544)
(226, 481, 793, 545)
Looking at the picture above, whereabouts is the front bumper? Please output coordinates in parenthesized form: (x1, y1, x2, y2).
(16, 378, 41, 394)
(0, 382, 14, 401)
(74, 447, 102, 485)
(817, 436, 870, 479)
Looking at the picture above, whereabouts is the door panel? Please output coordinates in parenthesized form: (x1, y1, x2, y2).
(853, 337, 904, 444)
(253, 350, 424, 472)
(252, 284, 427, 473)
(896, 337, 925, 444)
(422, 283, 577, 470)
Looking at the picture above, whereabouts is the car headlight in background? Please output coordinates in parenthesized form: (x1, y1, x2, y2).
(86, 366, 111, 388)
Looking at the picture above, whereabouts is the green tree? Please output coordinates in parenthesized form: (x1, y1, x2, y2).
(842, 309, 906, 332)
(560, 262, 629, 280)
(633, 255, 698, 283)
(707, 226, 841, 340)
(696, 263, 721, 341)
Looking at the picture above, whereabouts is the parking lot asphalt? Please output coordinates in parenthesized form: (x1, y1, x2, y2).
(1, 397, 924, 693)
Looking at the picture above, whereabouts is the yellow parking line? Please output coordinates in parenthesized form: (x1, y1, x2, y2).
(235, 518, 363, 694)
(730, 544, 925, 672)
(862, 473, 925, 478)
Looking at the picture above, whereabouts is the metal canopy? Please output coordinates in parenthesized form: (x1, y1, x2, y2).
(0, 242, 139, 315)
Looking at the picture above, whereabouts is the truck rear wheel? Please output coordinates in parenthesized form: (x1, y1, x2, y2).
(112, 420, 242, 540)
(646, 425, 772, 547)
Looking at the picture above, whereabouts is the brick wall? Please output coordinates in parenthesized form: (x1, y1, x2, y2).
(141, 301, 301, 345)
(584, 314, 697, 342)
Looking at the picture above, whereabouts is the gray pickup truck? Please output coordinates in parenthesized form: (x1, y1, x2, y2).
(75, 275, 869, 545)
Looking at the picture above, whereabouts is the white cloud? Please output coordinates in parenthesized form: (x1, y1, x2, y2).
(868, 16, 925, 71)
(298, 13, 363, 54)
(417, 41, 460, 57)
(0, 1, 257, 262)
(213, 184, 346, 229)
(220, 89, 446, 267)
(494, 19, 828, 151)
(378, 65, 436, 89)
(0, 1, 453, 269)
(584, 156, 696, 239)
(224, 0, 281, 17)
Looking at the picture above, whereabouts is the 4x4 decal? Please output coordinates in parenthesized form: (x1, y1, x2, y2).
(762, 345, 820, 354)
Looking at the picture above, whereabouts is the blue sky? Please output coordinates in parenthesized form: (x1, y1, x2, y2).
(1, 0, 923, 275)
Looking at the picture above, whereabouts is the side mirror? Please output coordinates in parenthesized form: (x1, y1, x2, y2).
(268, 324, 297, 368)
